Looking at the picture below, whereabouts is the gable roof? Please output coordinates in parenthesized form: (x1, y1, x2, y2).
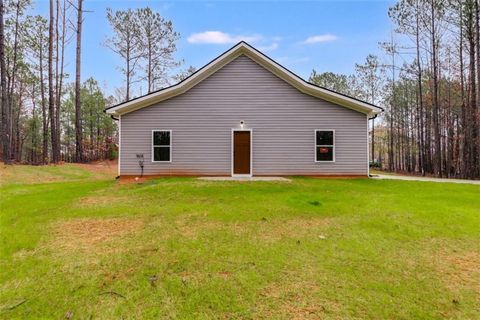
(105, 41, 384, 117)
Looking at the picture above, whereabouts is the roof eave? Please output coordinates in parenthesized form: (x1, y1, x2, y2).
(105, 43, 248, 116)
(105, 42, 383, 117)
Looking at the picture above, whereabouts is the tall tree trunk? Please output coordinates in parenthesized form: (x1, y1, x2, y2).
(75, 0, 83, 162)
(148, 39, 152, 92)
(55, 0, 61, 161)
(370, 81, 375, 164)
(126, 41, 130, 101)
(6, 1, 21, 162)
(459, 6, 467, 178)
(39, 34, 48, 164)
(14, 82, 23, 162)
(475, 0, 480, 176)
(430, 0, 442, 177)
(31, 84, 37, 164)
(0, 0, 10, 164)
(48, 0, 58, 163)
(467, 3, 476, 179)
(416, 0, 425, 175)
(388, 37, 396, 171)
(58, 0, 67, 160)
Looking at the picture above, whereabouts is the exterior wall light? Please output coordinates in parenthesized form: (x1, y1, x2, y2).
(240, 120, 245, 129)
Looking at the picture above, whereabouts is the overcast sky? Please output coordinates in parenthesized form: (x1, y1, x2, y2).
(31, 0, 395, 97)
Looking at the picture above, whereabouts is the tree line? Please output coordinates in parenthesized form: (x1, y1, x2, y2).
(310, 0, 480, 179)
(1, 0, 478, 179)
(0, 1, 191, 165)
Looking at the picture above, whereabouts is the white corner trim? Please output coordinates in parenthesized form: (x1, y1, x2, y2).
(367, 115, 370, 177)
(118, 115, 121, 176)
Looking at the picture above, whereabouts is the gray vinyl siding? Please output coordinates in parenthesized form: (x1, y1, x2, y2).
(120, 55, 368, 176)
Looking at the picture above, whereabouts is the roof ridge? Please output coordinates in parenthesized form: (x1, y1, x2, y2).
(105, 41, 383, 116)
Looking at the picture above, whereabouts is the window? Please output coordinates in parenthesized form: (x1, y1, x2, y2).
(315, 130, 335, 162)
(152, 130, 171, 162)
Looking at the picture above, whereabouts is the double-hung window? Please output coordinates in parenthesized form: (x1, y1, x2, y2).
(315, 130, 335, 162)
(152, 130, 171, 162)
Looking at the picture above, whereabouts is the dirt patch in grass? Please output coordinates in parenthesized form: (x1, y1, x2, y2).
(0, 164, 81, 186)
(238, 217, 331, 243)
(52, 217, 144, 251)
(100, 267, 137, 288)
(12, 248, 39, 260)
(173, 216, 223, 238)
(0, 161, 117, 186)
(265, 217, 330, 239)
(73, 160, 117, 178)
(258, 280, 340, 319)
(171, 216, 330, 242)
(432, 249, 480, 294)
(76, 194, 130, 208)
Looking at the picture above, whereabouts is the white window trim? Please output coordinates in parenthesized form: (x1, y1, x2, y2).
(314, 129, 335, 163)
(231, 128, 253, 177)
(152, 129, 172, 163)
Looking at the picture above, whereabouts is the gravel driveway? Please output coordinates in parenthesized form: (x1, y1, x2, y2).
(371, 174, 480, 185)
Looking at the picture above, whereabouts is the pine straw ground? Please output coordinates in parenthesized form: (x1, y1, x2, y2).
(0, 163, 479, 319)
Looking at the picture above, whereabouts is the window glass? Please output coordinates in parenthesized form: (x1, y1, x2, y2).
(154, 131, 170, 146)
(153, 146, 170, 161)
(315, 130, 334, 162)
(153, 131, 171, 162)
(316, 131, 333, 145)
(316, 146, 334, 161)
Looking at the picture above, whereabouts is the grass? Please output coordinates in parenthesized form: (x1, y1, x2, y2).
(0, 164, 479, 319)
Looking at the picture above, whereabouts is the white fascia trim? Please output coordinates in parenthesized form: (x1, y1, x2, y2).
(243, 47, 383, 115)
(105, 43, 245, 116)
(106, 42, 383, 117)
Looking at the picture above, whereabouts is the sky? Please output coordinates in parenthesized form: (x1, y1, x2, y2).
(31, 0, 395, 97)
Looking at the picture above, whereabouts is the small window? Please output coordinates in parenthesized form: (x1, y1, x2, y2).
(152, 130, 171, 162)
(315, 130, 334, 162)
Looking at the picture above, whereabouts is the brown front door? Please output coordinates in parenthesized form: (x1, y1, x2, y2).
(233, 131, 251, 175)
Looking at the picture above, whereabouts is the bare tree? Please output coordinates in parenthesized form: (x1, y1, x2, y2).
(75, 0, 83, 162)
(136, 7, 180, 92)
(355, 54, 384, 162)
(0, 0, 115, 165)
(48, 0, 59, 163)
(429, 0, 443, 177)
(26, 16, 49, 164)
(475, 0, 480, 176)
(55, 0, 67, 161)
(105, 8, 143, 101)
(0, 0, 10, 164)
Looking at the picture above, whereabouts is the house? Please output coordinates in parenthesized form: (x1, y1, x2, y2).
(105, 41, 383, 177)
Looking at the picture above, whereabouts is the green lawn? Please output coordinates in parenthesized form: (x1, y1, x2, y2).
(0, 165, 479, 319)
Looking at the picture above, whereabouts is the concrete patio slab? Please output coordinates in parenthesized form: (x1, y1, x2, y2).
(198, 176, 291, 182)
